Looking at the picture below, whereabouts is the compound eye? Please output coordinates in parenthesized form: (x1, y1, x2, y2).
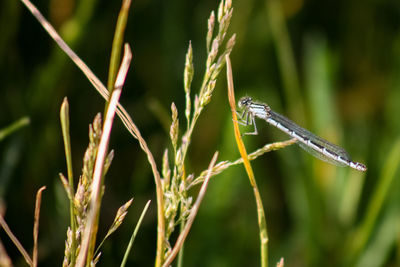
(238, 97, 252, 108)
(238, 98, 244, 108)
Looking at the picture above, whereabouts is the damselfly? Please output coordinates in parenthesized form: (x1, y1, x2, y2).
(237, 97, 367, 172)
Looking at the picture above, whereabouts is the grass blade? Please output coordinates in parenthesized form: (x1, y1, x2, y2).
(120, 200, 151, 267)
(0, 117, 30, 142)
(33, 186, 46, 267)
(76, 45, 132, 267)
(226, 55, 268, 267)
(107, 0, 132, 92)
(0, 212, 32, 266)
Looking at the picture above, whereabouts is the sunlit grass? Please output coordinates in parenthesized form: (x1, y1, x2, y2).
(0, 0, 398, 266)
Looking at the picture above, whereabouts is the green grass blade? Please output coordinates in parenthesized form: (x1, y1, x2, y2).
(0, 117, 30, 142)
(60, 97, 77, 265)
(107, 0, 132, 92)
(120, 200, 151, 267)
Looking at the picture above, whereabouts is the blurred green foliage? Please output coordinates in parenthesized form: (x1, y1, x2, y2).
(0, 0, 399, 266)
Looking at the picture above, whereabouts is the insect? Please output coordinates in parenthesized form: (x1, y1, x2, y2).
(237, 97, 367, 172)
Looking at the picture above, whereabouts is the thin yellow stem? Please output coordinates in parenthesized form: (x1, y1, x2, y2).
(226, 55, 268, 267)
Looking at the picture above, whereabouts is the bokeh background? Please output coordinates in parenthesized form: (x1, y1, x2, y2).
(1, 0, 400, 266)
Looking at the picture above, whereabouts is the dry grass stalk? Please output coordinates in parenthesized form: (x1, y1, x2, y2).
(33, 186, 46, 267)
